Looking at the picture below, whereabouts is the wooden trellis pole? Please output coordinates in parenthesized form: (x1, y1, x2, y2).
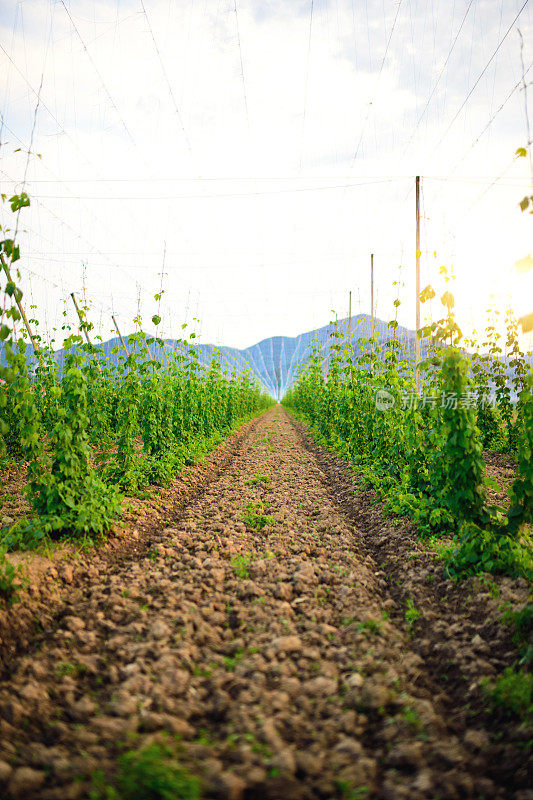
(0, 253, 41, 358)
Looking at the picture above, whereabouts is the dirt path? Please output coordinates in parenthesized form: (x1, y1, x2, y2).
(0, 407, 529, 800)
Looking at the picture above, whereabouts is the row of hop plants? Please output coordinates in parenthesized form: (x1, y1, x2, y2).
(0, 193, 273, 553)
(283, 269, 533, 582)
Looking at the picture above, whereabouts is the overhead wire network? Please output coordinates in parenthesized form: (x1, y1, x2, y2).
(0, 112, 151, 285)
(396, 0, 531, 319)
(0, 0, 187, 335)
(413, 3, 532, 300)
(448, 59, 533, 176)
(0, 5, 155, 280)
(386, 1, 530, 342)
(0, 0, 531, 352)
(351, 0, 405, 165)
(0, 17, 160, 253)
(139, 0, 194, 165)
(59, 0, 140, 153)
(433, 0, 531, 153)
(318, 0, 410, 308)
(299, 0, 314, 171)
(401, 0, 477, 158)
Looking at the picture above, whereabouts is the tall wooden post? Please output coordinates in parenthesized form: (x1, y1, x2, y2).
(0, 253, 41, 357)
(370, 253, 375, 359)
(371, 254, 374, 324)
(415, 176, 421, 394)
(348, 290, 352, 344)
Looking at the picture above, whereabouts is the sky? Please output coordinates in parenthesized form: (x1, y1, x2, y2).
(0, 0, 532, 351)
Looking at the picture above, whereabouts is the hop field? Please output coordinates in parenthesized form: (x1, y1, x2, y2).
(0, 192, 532, 800)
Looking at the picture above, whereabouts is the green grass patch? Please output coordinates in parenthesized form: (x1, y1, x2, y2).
(90, 743, 200, 800)
(482, 667, 533, 722)
(244, 474, 271, 486)
(356, 619, 382, 636)
(231, 553, 252, 579)
(500, 602, 533, 665)
(0, 548, 26, 603)
(240, 502, 275, 531)
(404, 598, 420, 629)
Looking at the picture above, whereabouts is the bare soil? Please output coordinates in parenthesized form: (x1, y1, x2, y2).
(0, 407, 530, 800)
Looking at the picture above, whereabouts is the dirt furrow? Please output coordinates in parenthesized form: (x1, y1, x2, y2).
(0, 414, 263, 677)
(290, 412, 532, 795)
(0, 407, 528, 800)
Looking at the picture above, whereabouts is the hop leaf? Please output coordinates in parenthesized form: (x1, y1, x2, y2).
(441, 291, 455, 309)
(9, 192, 30, 212)
(519, 312, 533, 334)
(514, 255, 533, 274)
(151, 315, 161, 326)
(419, 285, 436, 303)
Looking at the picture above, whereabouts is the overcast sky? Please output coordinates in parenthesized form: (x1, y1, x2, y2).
(1, 0, 532, 350)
